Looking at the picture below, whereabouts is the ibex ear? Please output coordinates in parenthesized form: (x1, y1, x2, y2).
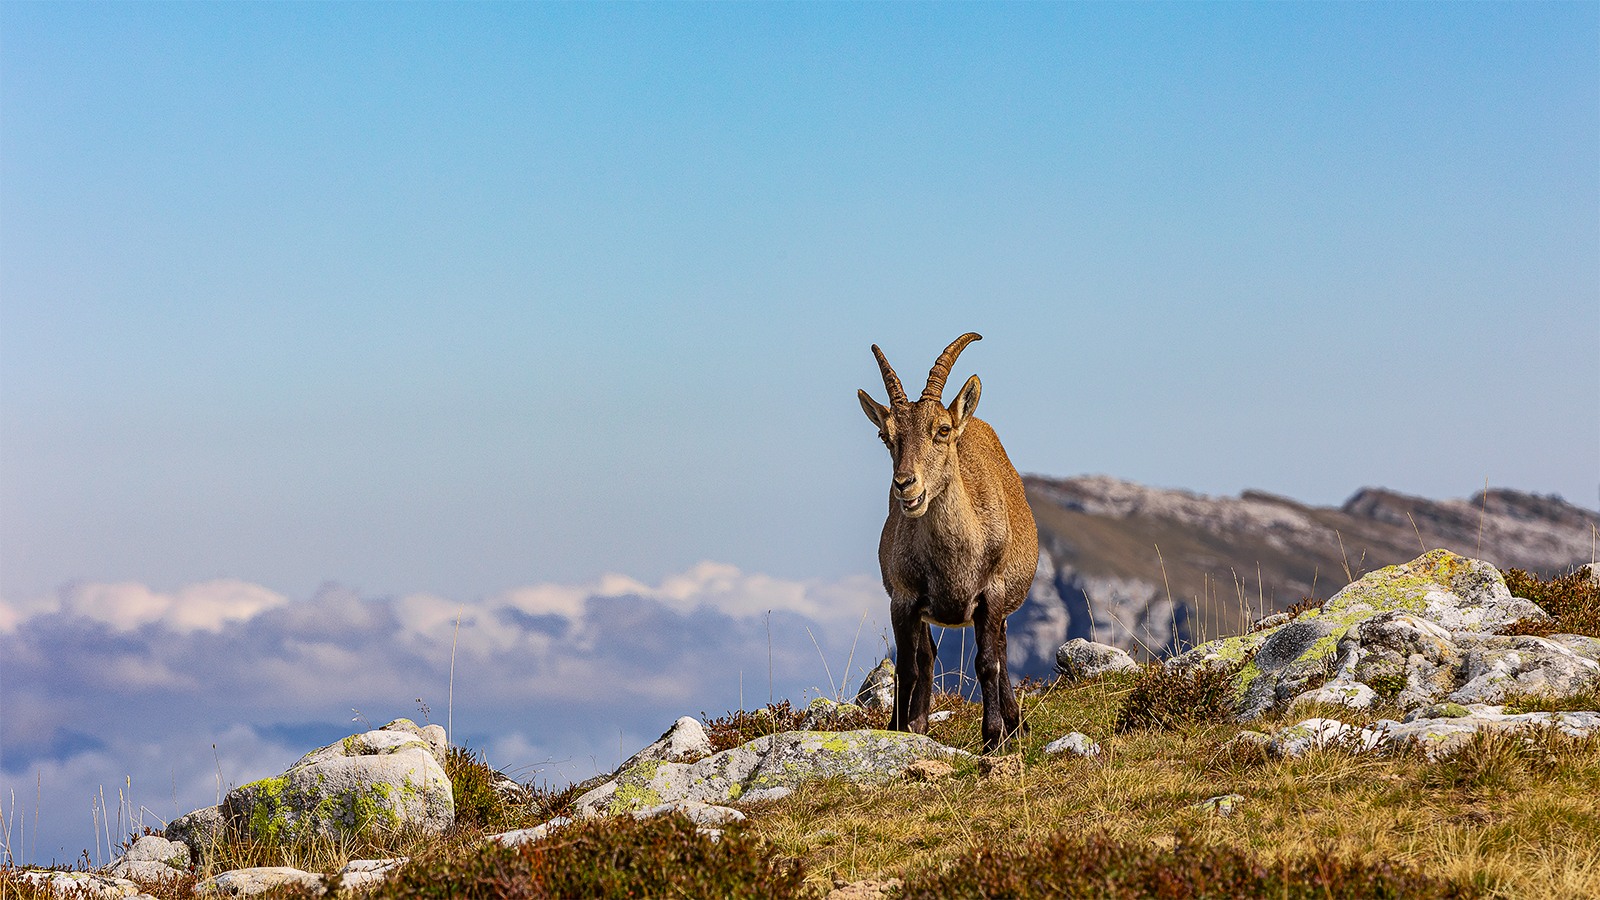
(948, 375, 981, 425)
(858, 389, 891, 429)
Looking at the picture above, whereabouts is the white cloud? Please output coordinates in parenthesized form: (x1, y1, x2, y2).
(0, 562, 900, 866)
(0, 579, 292, 635)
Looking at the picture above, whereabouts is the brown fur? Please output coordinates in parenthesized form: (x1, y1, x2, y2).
(858, 334, 1038, 752)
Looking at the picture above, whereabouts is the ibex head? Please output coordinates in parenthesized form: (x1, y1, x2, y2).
(858, 333, 983, 519)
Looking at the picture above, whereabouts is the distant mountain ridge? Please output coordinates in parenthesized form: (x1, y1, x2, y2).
(977, 475, 1600, 683)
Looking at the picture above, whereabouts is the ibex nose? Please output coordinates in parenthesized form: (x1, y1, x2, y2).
(894, 475, 918, 493)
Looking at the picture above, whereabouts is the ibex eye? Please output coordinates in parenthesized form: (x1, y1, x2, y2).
(938, 425, 951, 436)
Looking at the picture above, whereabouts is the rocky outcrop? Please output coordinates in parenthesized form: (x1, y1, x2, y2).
(1167, 550, 1599, 720)
(1259, 706, 1600, 761)
(574, 729, 968, 818)
(222, 725, 454, 844)
(1003, 475, 1600, 678)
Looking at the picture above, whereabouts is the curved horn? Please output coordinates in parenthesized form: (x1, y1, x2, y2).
(921, 332, 982, 401)
(872, 344, 909, 406)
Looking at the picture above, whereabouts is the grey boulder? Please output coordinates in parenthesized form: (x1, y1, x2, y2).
(1054, 639, 1139, 681)
(1042, 732, 1101, 757)
(164, 804, 225, 860)
(195, 867, 324, 897)
(224, 728, 453, 844)
(575, 729, 967, 818)
(855, 659, 896, 710)
(622, 716, 713, 769)
(106, 834, 190, 881)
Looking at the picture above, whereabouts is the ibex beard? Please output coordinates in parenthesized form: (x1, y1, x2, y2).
(857, 332, 1039, 753)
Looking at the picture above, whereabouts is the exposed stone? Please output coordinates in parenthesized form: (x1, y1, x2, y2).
(1265, 708, 1600, 761)
(1448, 635, 1600, 705)
(798, 697, 870, 731)
(1220, 731, 1272, 754)
(1054, 639, 1139, 681)
(1042, 732, 1101, 757)
(336, 858, 408, 892)
(164, 804, 225, 860)
(926, 710, 954, 724)
(630, 800, 745, 827)
(905, 759, 954, 781)
(1173, 552, 1585, 719)
(1270, 718, 1387, 758)
(489, 817, 571, 847)
(574, 729, 966, 818)
(1292, 678, 1377, 710)
(1318, 550, 1545, 634)
(978, 755, 1023, 780)
(855, 659, 896, 710)
(9, 870, 149, 900)
(826, 877, 903, 900)
(377, 719, 449, 770)
(1405, 702, 1473, 721)
(1193, 794, 1244, 817)
(195, 867, 324, 897)
(224, 730, 453, 844)
(622, 717, 714, 770)
(105, 834, 190, 880)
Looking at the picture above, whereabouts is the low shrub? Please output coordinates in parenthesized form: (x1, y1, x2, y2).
(1501, 566, 1600, 638)
(446, 747, 515, 832)
(899, 829, 1482, 899)
(374, 814, 805, 900)
(1114, 662, 1240, 733)
(700, 700, 807, 753)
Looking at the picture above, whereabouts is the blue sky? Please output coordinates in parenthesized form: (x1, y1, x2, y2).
(1, 2, 1596, 861)
(5, 3, 1596, 602)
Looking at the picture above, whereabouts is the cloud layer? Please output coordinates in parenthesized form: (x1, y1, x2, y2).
(0, 565, 893, 865)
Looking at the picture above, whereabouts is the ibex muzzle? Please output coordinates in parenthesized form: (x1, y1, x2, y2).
(858, 333, 1039, 752)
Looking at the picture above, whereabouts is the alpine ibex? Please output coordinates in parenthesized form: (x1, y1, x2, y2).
(858, 333, 1038, 752)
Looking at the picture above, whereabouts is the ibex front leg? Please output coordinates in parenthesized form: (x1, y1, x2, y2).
(890, 612, 935, 734)
(972, 595, 1021, 752)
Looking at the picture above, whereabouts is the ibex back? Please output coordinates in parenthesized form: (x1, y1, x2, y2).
(857, 333, 1038, 752)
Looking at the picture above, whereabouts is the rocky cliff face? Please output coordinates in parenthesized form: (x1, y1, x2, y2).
(990, 475, 1600, 682)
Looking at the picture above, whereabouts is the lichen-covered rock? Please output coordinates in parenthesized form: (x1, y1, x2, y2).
(1270, 718, 1387, 757)
(377, 718, 450, 770)
(798, 697, 870, 731)
(289, 728, 436, 771)
(1447, 634, 1600, 705)
(622, 716, 714, 770)
(1318, 550, 1545, 633)
(855, 659, 896, 710)
(164, 804, 225, 860)
(1292, 678, 1377, 710)
(574, 730, 965, 818)
(195, 866, 325, 897)
(106, 834, 190, 880)
(1193, 794, 1243, 817)
(224, 735, 453, 844)
(1174, 551, 1567, 719)
(1054, 639, 1139, 681)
